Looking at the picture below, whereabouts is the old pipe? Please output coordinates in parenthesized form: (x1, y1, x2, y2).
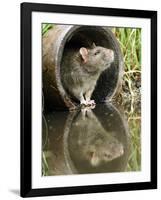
(43, 25, 123, 110)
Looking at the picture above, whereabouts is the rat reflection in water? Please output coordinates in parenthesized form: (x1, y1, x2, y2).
(43, 104, 130, 175)
(69, 107, 124, 167)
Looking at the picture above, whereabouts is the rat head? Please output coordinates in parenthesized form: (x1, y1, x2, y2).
(79, 44, 114, 73)
(85, 137, 124, 167)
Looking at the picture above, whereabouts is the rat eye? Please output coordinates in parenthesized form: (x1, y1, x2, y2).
(94, 50, 100, 56)
(104, 153, 112, 159)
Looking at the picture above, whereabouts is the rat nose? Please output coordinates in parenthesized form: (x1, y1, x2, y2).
(107, 49, 114, 56)
(106, 49, 114, 60)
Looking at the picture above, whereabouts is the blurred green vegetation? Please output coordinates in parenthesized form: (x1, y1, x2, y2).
(42, 25, 141, 174)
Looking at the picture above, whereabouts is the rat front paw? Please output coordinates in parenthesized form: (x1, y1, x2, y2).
(87, 100, 96, 105)
(80, 99, 88, 106)
(80, 99, 96, 108)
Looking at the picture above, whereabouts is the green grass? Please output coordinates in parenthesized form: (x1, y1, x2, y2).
(42, 24, 53, 36)
(112, 28, 141, 171)
(42, 25, 141, 174)
(112, 28, 141, 71)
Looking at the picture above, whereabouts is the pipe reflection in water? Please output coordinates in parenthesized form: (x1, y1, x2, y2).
(42, 103, 130, 176)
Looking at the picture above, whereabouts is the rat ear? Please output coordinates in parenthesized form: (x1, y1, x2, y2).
(92, 42, 96, 48)
(79, 47, 88, 63)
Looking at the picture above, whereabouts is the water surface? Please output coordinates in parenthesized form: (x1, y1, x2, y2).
(42, 103, 141, 176)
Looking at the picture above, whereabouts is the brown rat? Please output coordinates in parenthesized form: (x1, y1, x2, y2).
(61, 43, 114, 106)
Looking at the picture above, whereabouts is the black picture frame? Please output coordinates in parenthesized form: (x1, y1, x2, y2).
(20, 2, 157, 197)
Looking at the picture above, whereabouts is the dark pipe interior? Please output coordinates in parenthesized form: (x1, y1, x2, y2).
(60, 26, 121, 103)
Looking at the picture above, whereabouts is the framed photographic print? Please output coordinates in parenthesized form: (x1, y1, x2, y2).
(20, 2, 157, 197)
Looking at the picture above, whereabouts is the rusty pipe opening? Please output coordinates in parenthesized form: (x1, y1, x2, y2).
(43, 25, 123, 110)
